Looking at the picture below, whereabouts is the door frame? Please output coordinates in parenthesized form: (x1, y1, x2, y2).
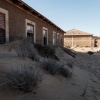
(0, 7, 9, 43)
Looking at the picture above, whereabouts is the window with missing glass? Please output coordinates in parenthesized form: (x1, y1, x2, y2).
(27, 24, 34, 38)
(0, 12, 5, 43)
(53, 32, 56, 45)
(61, 34, 63, 44)
(43, 28, 48, 45)
(57, 33, 59, 39)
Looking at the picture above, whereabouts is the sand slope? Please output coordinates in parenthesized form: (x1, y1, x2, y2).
(0, 44, 100, 100)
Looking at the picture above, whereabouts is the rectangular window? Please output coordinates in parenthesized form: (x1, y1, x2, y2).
(57, 33, 59, 39)
(25, 19, 36, 43)
(53, 31, 56, 45)
(60, 34, 63, 45)
(27, 24, 34, 38)
(0, 12, 5, 43)
(43, 28, 48, 45)
(0, 8, 9, 43)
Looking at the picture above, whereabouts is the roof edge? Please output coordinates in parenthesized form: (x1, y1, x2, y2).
(65, 29, 93, 36)
(6, 0, 65, 33)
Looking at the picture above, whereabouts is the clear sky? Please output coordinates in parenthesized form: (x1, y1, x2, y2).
(23, 0, 100, 36)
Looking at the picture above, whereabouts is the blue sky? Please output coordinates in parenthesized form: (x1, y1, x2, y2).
(23, 0, 100, 36)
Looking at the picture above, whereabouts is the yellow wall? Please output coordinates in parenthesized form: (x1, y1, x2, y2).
(64, 35, 93, 47)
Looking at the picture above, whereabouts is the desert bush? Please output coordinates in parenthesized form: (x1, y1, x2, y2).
(14, 38, 39, 60)
(87, 51, 94, 55)
(67, 61, 74, 68)
(41, 58, 72, 77)
(9, 36, 24, 51)
(59, 66, 71, 77)
(41, 59, 59, 75)
(34, 44, 59, 61)
(61, 47, 76, 58)
(0, 64, 42, 93)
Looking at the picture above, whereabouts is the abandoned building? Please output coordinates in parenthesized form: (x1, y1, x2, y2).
(0, 0, 65, 46)
(64, 29, 93, 47)
(93, 36, 100, 47)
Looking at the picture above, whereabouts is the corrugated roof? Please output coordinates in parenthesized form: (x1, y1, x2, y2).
(6, 0, 65, 33)
(64, 29, 93, 36)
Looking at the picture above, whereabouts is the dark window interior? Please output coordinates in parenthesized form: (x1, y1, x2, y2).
(0, 29, 5, 43)
(44, 37, 47, 45)
(27, 24, 34, 40)
(0, 12, 5, 44)
(43, 29, 47, 45)
(61, 39, 62, 44)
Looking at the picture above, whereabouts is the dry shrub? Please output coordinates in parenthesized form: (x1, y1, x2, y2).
(11, 38, 39, 61)
(41, 59, 60, 75)
(34, 44, 59, 61)
(67, 61, 74, 68)
(59, 66, 72, 77)
(0, 64, 42, 93)
(61, 47, 76, 58)
(87, 51, 94, 55)
(41, 58, 72, 77)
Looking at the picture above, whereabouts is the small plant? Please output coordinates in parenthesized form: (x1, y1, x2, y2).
(34, 44, 59, 61)
(41, 58, 72, 77)
(62, 47, 76, 58)
(87, 51, 94, 55)
(14, 38, 38, 60)
(67, 61, 74, 68)
(59, 66, 71, 77)
(0, 64, 42, 93)
(42, 59, 59, 75)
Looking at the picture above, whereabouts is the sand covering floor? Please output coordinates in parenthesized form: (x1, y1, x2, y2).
(0, 44, 100, 100)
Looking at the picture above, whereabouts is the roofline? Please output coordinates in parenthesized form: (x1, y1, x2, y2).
(64, 34, 93, 36)
(6, 0, 65, 33)
(65, 29, 93, 36)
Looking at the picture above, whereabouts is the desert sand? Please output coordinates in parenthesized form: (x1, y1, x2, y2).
(0, 44, 100, 100)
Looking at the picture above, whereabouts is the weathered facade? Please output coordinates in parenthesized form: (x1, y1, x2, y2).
(93, 36, 100, 47)
(64, 29, 93, 47)
(97, 37, 100, 47)
(0, 0, 65, 46)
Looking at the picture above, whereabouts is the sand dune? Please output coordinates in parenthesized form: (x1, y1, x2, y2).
(0, 44, 100, 100)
